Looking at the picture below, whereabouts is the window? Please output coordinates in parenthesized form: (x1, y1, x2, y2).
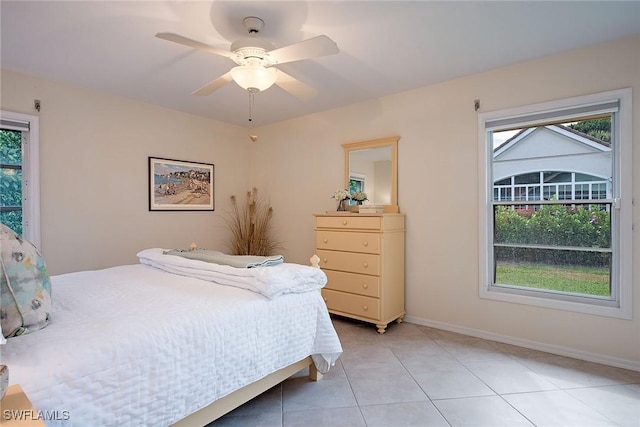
(478, 89, 632, 319)
(0, 111, 40, 248)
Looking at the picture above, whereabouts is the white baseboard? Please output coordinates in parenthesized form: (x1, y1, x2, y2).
(404, 315, 640, 373)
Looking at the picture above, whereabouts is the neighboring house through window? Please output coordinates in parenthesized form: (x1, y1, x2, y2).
(0, 110, 41, 249)
(478, 89, 632, 319)
(493, 124, 612, 203)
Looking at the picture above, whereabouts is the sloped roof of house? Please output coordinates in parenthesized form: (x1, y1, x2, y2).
(494, 124, 610, 153)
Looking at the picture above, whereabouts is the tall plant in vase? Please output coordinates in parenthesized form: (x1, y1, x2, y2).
(225, 188, 283, 256)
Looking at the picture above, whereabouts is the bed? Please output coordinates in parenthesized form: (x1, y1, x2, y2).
(0, 248, 343, 426)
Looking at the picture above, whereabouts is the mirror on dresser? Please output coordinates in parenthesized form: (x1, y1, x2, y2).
(343, 136, 399, 213)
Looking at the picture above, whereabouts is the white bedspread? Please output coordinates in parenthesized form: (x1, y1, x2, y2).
(138, 248, 327, 299)
(0, 264, 342, 427)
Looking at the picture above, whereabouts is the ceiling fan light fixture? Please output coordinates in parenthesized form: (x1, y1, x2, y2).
(230, 65, 277, 92)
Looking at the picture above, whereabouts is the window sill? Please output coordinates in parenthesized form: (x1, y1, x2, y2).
(480, 286, 632, 320)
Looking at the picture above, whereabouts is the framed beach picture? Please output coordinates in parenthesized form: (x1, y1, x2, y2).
(149, 157, 214, 211)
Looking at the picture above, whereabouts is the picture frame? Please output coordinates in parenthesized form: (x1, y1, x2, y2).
(148, 157, 214, 211)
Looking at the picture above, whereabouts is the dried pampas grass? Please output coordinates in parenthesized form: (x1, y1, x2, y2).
(225, 188, 283, 256)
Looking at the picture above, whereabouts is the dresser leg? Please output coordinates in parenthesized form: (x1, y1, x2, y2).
(396, 316, 404, 324)
(376, 324, 387, 334)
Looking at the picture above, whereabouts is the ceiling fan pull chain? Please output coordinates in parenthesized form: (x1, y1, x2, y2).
(248, 91, 254, 122)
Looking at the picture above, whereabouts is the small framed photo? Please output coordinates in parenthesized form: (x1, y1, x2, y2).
(149, 157, 214, 211)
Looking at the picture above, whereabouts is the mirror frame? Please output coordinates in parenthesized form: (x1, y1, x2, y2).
(343, 136, 399, 213)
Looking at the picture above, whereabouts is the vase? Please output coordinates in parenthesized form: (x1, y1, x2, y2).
(337, 199, 346, 211)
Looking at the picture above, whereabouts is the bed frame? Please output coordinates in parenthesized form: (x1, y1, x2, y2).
(172, 255, 325, 426)
(173, 357, 321, 426)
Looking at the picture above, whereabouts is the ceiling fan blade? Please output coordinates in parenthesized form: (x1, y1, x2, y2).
(156, 32, 235, 59)
(268, 35, 339, 65)
(192, 72, 234, 96)
(274, 69, 317, 100)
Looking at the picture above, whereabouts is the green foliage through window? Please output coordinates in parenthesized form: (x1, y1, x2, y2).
(568, 117, 611, 142)
(494, 203, 611, 296)
(0, 129, 23, 235)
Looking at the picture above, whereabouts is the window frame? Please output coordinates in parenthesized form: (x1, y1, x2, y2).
(477, 88, 632, 319)
(0, 110, 41, 249)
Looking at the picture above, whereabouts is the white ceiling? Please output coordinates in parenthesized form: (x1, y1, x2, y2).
(1, 1, 639, 128)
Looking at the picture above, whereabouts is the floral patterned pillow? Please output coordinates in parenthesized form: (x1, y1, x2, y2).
(0, 223, 52, 338)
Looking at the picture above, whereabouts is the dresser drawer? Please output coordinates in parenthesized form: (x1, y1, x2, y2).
(322, 289, 380, 320)
(316, 215, 381, 230)
(324, 270, 381, 297)
(316, 230, 380, 254)
(317, 249, 380, 275)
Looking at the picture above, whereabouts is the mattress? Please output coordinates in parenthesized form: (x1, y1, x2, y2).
(0, 263, 343, 426)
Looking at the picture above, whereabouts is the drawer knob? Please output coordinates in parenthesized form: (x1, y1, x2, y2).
(323, 298, 328, 303)
(363, 262, 368, 268)
(343, 220, 348, 225)
(362, 283, 368, 289)
(323, 238, 328, 243)
(363, 241, 368, 247)
(362, 305, 368, 311)
(323, 258, 328, 264)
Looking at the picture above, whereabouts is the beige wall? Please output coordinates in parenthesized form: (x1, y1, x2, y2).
(1, 35, 638, 368)
(250, 36, 640, 368)
(1, 69, 251, 274)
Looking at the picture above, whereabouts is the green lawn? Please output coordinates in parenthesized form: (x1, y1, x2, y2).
(495, 261, 610, 296)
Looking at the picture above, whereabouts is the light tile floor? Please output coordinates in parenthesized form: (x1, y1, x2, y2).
(210, 317, 640, 427)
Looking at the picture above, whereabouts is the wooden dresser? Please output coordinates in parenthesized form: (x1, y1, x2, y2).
(314, 213, 405, 334)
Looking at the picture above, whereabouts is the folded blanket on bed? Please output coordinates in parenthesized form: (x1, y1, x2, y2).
(163, 248, 284, 268)
(137, 248, 326, 299)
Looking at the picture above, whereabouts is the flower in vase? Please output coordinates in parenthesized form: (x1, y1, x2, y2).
(350, 191, 368, 203)
(332, 189, 351, 201)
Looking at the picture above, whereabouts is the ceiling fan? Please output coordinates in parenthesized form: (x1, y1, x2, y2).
(156, 16, 339, 100)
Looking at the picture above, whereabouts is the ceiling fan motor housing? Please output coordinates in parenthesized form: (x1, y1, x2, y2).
(230, 17, 277, 66)
(231, 39, 275, 63)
